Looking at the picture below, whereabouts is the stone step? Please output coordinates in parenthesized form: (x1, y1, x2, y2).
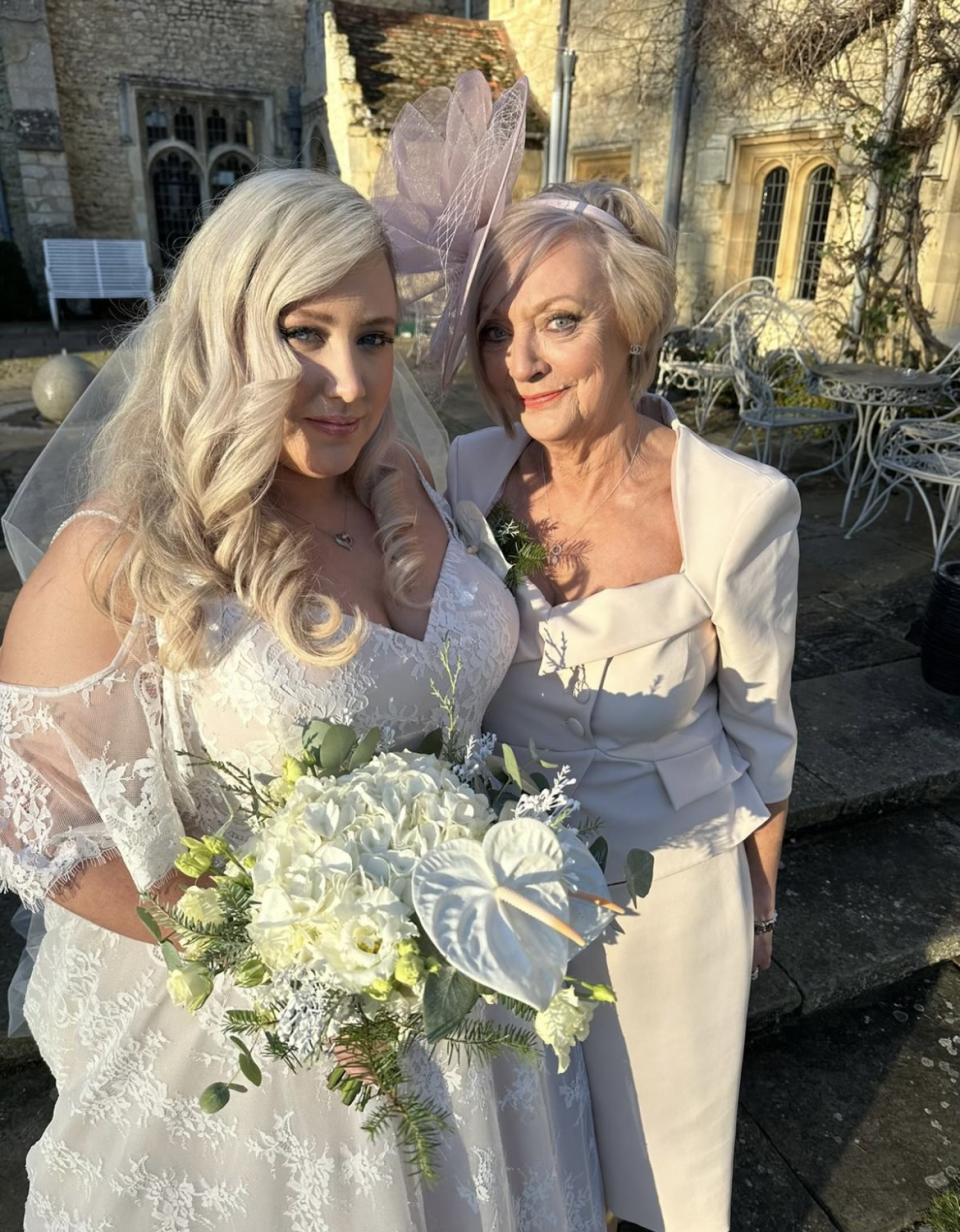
(735, 963, 960, 1232)
(748, 804, 960, 1034)
(789, 658, 960, 832)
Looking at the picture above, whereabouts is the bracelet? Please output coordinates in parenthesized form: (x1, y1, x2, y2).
(754, 910, 778, 935)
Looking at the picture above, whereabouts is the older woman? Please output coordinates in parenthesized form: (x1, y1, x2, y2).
(447, 181, 800, 1232)
(0, 170, 604, 1232)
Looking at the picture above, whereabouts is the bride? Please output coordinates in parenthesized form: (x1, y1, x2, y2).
(0, 169, 604, 1230)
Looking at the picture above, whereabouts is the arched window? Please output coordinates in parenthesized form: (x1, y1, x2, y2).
(209, 152, 254, 206)
(309, 131, 328, 171)
(173, 106, 196, 147)
(152, 151, 202, 263)
(796, 164, 835, 300)
(206, 108, 227, 149)
(752, 166, 788, 280)
(145, 109, 168, 145)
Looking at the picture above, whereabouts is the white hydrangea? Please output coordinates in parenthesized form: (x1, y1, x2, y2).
(533, 987, 596, 1073)
(246, 750, 496, 985)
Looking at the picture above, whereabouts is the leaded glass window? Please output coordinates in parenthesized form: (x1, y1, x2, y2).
(173, 106, 196, 147)
(234, 111, 251, 147)
(209, 152, 254, 206)
(752, 167, 788, 280)
(152, 151, 202, 263)
(206, 109, 227, 148)
(145, 109, 168, 145)
(796, 164, 835, 301)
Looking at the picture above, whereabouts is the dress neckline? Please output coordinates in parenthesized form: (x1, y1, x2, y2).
(496, 400, 688, 614)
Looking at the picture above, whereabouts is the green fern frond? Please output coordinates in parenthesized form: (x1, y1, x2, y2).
(488, 502, 549, 591)
(442, 1018, 539, 1065)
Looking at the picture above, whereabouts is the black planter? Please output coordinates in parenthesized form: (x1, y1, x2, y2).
(921, 561, 960, 695)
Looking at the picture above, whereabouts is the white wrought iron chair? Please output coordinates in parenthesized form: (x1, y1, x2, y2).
(656, 276, 776, 431)
(728, 293, 855, 478)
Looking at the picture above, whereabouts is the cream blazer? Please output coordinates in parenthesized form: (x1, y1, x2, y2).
(447, 398, 801, 882)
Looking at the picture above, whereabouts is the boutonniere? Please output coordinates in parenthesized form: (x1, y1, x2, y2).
(454, 500, 548, 592)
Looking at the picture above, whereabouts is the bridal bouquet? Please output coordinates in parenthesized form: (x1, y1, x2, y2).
(140, 654, 652, 1178)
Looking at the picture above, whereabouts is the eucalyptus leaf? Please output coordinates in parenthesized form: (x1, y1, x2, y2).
(160, 940, 182, 972)
(321, 724, 357, 773)
(624, 848, 655, 904)
(226, 1082, 247, 1093)
(589, 836, 608, 874)
(302, 719, 332, 751)
(199, 1082, 230, 1114)
(136, 905, 163, 943)
(347, 727, 380, 771)
(238, 1051, 262, 1087)
(501, 744, 524, 789)
(422, 968, 480, 1043)
(229, 1034, 251, 1056)
(417, 728, 444, 756)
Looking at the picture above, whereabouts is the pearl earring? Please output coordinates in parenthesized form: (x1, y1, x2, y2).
(629, 344, 643, 356)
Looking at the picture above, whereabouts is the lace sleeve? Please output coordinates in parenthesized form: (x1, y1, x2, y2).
(0, 620, 186, 909)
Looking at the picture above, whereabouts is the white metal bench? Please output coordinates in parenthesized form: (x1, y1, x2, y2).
(42, 238, 156, 330)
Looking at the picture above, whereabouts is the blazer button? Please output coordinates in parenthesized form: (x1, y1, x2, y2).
(566, 716, 585, 738)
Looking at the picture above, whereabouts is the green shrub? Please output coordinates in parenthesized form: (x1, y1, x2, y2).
(928, 1188, 960, 1232)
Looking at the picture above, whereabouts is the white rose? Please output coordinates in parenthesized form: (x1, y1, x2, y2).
(534, 987, 596, 1073)
(177, 886, 225, 928)
(314, 882, 417, 993)
(167, 962, 214, 1013)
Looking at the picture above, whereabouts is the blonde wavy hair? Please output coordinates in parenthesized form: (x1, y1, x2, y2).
(88, 169, 420, 672)
(467, 179, 677, 427)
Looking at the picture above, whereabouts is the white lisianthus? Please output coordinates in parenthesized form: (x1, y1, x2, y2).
(167, 962, 214, 1013)
(533, 987, 596, 1073)
(177, 886, 225, 928)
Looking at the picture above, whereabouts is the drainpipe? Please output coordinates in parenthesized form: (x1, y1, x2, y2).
(547, 0, 572, 183)
(557, 47, 577, 181)
(662, 0, 702, 237)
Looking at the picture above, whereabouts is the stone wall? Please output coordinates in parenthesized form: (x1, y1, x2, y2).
(43, 0, 308, 245)
(496, 0, 960, 341)
(0, 0, 75, 287)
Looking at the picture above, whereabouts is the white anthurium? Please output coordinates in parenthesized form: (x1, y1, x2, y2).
(412, 818, 593, 1011)
(454, 500, 510, 582)
(553, 826, 622, 954)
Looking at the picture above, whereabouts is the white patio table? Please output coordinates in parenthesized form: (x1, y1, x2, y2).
(805, 360, 952, 527)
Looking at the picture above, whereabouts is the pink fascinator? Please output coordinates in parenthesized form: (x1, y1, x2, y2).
(373, 70, 529, 391)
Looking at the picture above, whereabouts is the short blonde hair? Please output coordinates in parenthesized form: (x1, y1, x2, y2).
(467, 180, 677, 426)
(89, 169, 418, 672)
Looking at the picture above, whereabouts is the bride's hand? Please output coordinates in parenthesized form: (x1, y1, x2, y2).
(753, 930, 773, 975)
(333, 1043, 378, 1086)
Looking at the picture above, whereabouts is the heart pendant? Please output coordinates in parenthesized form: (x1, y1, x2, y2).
(334, 532, 354, 551)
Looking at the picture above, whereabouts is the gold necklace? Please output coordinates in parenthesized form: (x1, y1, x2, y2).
(280, 485, 353, 551)
(537, 430, 642, 567)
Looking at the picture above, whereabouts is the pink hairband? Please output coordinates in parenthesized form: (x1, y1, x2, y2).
(537, 195, 631, 238)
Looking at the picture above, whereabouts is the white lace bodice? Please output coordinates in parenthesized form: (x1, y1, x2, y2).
(0, 489, 520, 909)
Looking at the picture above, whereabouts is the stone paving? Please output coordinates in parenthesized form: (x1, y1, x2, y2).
(0, 376, 958, 1230)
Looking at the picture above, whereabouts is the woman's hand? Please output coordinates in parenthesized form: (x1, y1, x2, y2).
(744, 798, 788, 980)
(753, 929, 774, 973)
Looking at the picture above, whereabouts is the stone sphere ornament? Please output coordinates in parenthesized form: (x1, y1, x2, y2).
(31, 353, 97, 425)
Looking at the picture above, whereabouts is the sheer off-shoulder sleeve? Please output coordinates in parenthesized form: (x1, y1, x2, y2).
(0, 620, 186, 909)
(713, 474, 801, 804)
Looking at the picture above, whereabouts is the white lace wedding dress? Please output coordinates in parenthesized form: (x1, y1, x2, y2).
(0, 488, 605, 1232)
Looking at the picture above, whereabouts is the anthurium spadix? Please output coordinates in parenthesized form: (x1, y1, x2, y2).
(412, 818, 617, 1010)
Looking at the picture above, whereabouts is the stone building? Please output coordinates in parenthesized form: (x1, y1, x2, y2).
(492, 0, 960, 344)
(0, 0, 539, 300)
